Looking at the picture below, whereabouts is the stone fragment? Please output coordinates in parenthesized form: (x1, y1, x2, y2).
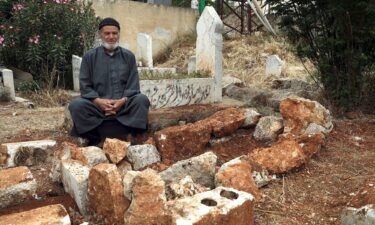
(0, 204, 71, 225)
(204, 107, 245, 137)
(295, 133, 325, 158)
(103, 138, 130, 164)
(88, 164, 130, 225)
(0, 166, 37, 209)
(61, 159, 90, 215)
(341, 205, 375, 225)
(159, 152, 217, 188)
(222, 75, 244, 89)
(116, 159, 133, 179)
(49, 142, 108, 183)
(265, 55, 284, 77)
(154, 120, 212, 163)
(0, 140, 56, 168)
(253, 116, 283, 143)
(123, 170, 141, 200)
(127, 144, 161, 170)
(168, 187, 254, 225)
(124, 169, 171, 225)
(248, 138, 306, 174)
(280, 96, 333, 135)
(166, 176, 209, 200)
(241, 108, 261, 128)
(215, 162, 261, 200)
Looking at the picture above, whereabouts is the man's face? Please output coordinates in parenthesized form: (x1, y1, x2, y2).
(99, 25, 120, 51)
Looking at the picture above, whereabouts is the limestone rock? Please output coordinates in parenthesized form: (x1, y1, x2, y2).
(0, 140, 56, 168)
(154, 120, 212, 163)
(63, 104, 73, 133)
(295, 133, 325, 158)
(253, 116, 283, 143)
(222, 75, 244, 89)
(215, 162, 261, 200)
(127, 144, 161, 170)
(266, 55, 284, 77)
(168, 187, 254, 225)
(124, 169, 171, 225)
(103, 138, 130, 164)
(88, 164, 130, 225)
(116, 159, 133, 179)
(159, 152, 217, 188)
(280, 96, 333, 135)
(248, 138, 307, 174)
(241, 108, 261, 128)
(0, 166, 37, 209)
(123, 171, 141, 200)
(0, 204, 71, 225)
(166, 176, 210, 200)
(204, 107, 245, 137)
(49, 142, 108, 183)
(341, 205, 375, 225)
(61, 160, 90, 215)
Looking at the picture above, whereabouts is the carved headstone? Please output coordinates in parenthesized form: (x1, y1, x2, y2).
(72, 55, 82, 92)
(196, 6, 223, 103)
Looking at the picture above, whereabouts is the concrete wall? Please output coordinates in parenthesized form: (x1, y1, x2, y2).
(89, 0, 198, 59)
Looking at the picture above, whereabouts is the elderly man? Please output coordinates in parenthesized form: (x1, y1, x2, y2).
(69, 17, 150, 145)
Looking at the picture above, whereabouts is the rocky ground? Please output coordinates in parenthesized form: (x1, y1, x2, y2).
(0, 99, 374, 225)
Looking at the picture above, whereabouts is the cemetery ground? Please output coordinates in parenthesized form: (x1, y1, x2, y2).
(0, 100, 375, 225)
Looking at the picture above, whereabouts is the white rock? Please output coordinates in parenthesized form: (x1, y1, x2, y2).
(127, 144, 161, 170)
(222, 75, 244, 89)
(123, 171, 141, 200)
(241, 108, 261, 128)
(80, 146, 109, 167)
(61, 160, 90, 215)
(266, 55, 284, 77)
(1, 140, 57, 168)
(159, 152, 217, 188)
(253, 116, 283, 143)
(341, 205, 375, 225)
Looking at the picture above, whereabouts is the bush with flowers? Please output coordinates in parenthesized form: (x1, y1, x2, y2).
(0, 0, 98, 89)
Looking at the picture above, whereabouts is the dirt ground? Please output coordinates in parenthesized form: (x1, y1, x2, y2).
(1, 100, 375, 225)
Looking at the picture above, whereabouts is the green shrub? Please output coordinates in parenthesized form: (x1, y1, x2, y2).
(266, 0, 375, 111)
(0, 0, 98, 89)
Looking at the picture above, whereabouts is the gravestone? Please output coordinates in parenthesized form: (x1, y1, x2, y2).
(137, 33, 153, 68)
(72, 55, 82, 92)
(196, 6, 223, 103)
(266, 55, 284, 77)
(187, 56, 196, 74)
(0, 68, 15, 101)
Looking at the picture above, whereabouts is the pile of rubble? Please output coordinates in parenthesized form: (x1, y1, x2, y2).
(0, 96, 341, 225)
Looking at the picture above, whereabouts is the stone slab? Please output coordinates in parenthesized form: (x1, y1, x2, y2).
(61, 160, 90, 215)
(168, 186, 254, 225)
(0, 68, 15, 101)
(0, 140, 57, 168)
(0, 204, 71, 225)
(137, 33, 153, 68)
(72, 55, 82, 92)
(0, 166, 37, 209)
(265, 55, 284, 77)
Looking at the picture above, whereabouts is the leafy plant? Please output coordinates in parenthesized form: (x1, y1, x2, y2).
(0, 0, 99, 89)
(265, 0, 375, 110)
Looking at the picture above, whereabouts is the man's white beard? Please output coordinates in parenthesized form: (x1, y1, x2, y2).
(102, 41, 119, 51)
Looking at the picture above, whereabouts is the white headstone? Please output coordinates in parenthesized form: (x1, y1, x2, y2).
(266, 55, 284, 77)
(1, 69, 15, 101)
(191, 0, 198, 9)
(137, 33, 153, 68)
(187, 56, 196, 74)
(72, 55, 82, 92)
(196, 6, 223, 103)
